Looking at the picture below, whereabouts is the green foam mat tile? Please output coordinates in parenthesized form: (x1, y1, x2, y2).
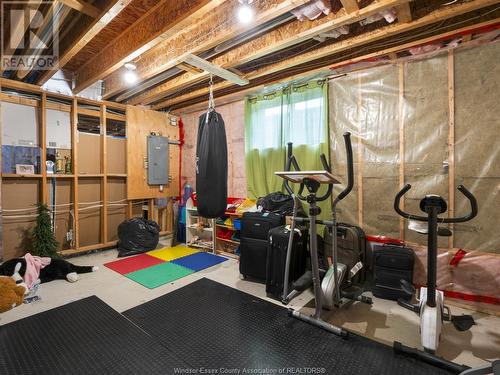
(125, 262, 194, 289)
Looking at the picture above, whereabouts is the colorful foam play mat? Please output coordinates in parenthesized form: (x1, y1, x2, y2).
(104, 245, 228, 289)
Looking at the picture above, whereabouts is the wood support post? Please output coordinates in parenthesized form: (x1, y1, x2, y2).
(71, 98, 80, 248)
(398, 63, 406, 240)
(101, 105, 108, 244)
(40, 93, 48, 204)
(447, 51, 455, 249)
(357, 76, 364, 228)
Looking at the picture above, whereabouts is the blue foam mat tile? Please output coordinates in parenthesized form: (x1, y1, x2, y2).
(171, 251, 228, 272)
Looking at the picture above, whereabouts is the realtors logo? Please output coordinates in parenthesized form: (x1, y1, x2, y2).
(1, 1, 59, 71)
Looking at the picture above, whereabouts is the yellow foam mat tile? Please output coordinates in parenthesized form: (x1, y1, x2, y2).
(148, 245, 199, 261)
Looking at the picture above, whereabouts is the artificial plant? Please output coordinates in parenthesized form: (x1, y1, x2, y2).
(32, 203, 60, 258)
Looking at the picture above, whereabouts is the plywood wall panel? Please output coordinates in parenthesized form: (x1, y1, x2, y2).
(78, 178, 101, 247)
(2, 180, 39, 259)
(107, 136, 126, 174)
(126, 106, 179, 199)
(107, 178, 127, 241)
(77, 132, 101, 174)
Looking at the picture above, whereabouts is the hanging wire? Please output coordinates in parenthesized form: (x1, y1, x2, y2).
(205, 73, 216, 124)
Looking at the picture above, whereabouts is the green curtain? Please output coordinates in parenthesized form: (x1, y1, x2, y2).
(245, 80, 330, 217)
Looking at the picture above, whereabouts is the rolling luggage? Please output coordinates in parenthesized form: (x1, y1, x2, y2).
(372, 243, 415, 300)
(240, 212, 283, 240)
(323, 223, 367, 284)
(266, 225, 307, 299)
(239, 212, 285, 281)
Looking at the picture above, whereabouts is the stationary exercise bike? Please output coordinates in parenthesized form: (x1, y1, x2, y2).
(276, 132, 371, 337)
(393, 184, 478, 372)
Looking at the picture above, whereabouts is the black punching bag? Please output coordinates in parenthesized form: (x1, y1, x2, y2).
(196, 111, 228, 218)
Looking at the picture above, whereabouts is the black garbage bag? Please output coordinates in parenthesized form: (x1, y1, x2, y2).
(117, 218, 160, 257)
(196, 110, 228, 218)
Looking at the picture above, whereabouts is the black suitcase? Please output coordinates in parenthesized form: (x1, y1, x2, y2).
(239, 237, 269, 281)
(323, 223, 367, 284)
(372, 243, 415, 300)
(266, 226, 307, 299)
(241, 212, 284, 240)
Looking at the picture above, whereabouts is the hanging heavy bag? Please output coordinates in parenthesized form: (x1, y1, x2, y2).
(196, 110, 228, 218)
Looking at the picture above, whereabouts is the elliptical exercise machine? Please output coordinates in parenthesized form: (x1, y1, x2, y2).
(276, 132, 371, 337)
(393, 184, 477, 372)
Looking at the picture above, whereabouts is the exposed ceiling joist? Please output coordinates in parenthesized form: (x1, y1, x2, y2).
(173, 17, 500, 115)
(102, 0, 310, 99)
(16, 2, 73, 80)
(152, 0, 500, 110)
(4, 1, 43, 70)
(184, 54, 249, 86)
(340, 0, 360, 13)
(128, 0, 410, 106)
(58, 0, 100, 18)
(177, 63, 204, 75)
(37, 0, 133, 85)
(396, 3, 412, 23)
(73, 0, 229, 93)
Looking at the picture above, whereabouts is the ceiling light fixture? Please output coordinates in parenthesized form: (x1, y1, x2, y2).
(238, 0, 255, 25)
(123, 62, 138, 84)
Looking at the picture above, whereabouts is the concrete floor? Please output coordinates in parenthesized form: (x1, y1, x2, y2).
(1, 245, 499, 369)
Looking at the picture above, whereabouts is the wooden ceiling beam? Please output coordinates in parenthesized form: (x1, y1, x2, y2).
(396, 3, 412, 23)
(174, 16, 499, 115)
(102, 0, 310, 99)
(340, 0, 360, 13)
(177, 63, 204, 75)
(37, 0, 133, 86)
(128, 0, 409, 105)
(73, 0, 229, 94)
(152, 0, 500, 110)
(58, 0, 101, 18)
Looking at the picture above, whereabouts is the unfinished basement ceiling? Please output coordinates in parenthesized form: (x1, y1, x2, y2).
(1, 0, 499, 111)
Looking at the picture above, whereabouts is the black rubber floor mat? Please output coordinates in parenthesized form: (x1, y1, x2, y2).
(0, 296, 187, 375)
(124, 278, 453, 375)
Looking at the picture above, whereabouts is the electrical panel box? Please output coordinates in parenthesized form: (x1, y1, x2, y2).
(147, 135, 169, 185)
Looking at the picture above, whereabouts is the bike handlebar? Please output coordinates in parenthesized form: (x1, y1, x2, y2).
(336, 132, 354, 202)
(394, 184, 478, 223)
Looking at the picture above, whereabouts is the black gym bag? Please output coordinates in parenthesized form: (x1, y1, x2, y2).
(196, 111, 228, 218)
(372, 243, 415, 301)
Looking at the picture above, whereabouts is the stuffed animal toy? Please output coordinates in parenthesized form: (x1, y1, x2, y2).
(0, 254, 98, 288)
(0, 263, 27, 313)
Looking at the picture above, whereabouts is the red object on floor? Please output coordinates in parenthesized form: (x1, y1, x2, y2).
(104, 253, 165, 275)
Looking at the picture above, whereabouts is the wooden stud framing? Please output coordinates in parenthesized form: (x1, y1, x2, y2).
(152, 0, 500, 110)
(37, 0, 134, 85)
(447, 50, 455, 249)
(129, 0, 410, 105)
(398, 63, 405, 240)
(101, 105, 108, 244)
(73, 0, 230, 93)
(183, 54, 249, 86)
(340, 0, 360, 13)
(40, 93, 48, 204)
(103, 0, 311, 99)
(396, 3, 412, 23)
(357, 76, 364, 228)
(71, 98, 80, 249)
(58, 0, 101, 18)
